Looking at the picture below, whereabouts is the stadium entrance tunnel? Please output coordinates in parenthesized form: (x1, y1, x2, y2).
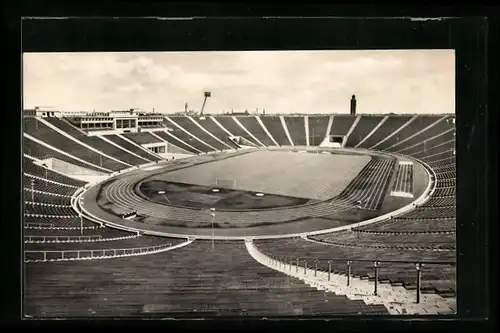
(137, 180, 313, 211)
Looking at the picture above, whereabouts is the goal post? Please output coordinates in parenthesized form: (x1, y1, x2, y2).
(214, 179, 236, 189)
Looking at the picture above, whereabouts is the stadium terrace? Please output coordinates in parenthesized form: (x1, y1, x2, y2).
(23, 103, 456, 317)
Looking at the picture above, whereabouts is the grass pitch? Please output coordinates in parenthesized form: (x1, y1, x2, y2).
(147, 150, 371, 200)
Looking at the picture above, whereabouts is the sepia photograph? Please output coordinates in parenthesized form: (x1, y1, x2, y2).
(22, 50, 456, 317)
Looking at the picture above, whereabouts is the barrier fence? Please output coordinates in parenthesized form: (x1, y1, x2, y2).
(24, 234, 140, 243)
(24, 242, 172, 262)
(24, 222, 55, 228)
(265, 256, 455, 304)
(24, 223, 103, 230)
(24, 235, 103, 243)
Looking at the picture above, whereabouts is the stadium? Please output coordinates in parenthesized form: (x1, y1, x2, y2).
(23, 104, 456, 317)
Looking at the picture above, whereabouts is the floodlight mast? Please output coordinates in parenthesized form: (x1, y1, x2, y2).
(199, 91, 212, 117)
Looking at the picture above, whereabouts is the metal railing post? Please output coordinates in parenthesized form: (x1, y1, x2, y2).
(314, 259, 318, 277)
(304, 260, 307, 275)
(296, 257, 299, 273)
(373, 261, 380, 296)
(416, 263, 422, 304)
(346, 261, 351, 286)
(43, 252, 47, 261)
(289, 257, 292, 271)
(328, 260, 332, 281)
(61, 252, 64, 260)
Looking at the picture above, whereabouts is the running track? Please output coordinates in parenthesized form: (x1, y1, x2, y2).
(94, 153, 397, 225)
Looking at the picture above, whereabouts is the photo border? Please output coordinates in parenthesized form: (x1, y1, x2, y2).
(3, 5, 495, 332)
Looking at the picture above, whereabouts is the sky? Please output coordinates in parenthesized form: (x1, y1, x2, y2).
(23, 50, 455, 115)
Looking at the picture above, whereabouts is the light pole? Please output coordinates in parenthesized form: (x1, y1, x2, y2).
(79, 212, 83, 235)
(355, 200, 366, 242)
(210, 208, 216, 250)
(356, 204, 362, 242)
(31, 179, 35, 203)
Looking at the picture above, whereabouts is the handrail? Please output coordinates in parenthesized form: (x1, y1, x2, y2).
(309, 258, 455, 265)
(350, 229, 455, 235)
(249, 243, 456, 306)
(260, 253, 455, 266)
